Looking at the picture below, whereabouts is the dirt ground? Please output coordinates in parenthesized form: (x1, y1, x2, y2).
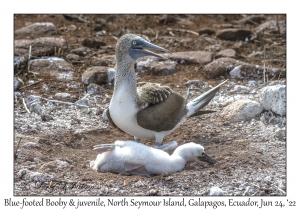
(13, 14, 286, 196)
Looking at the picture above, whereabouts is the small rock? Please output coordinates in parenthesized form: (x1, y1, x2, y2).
(54, 92, 71, 99)
(209, 186, 224, 196)
(25, 95, 41, 105)
(30, 58, 76, 80)
(230, 85, 250, 94)
(30, 102, 42, 115)
(217, 29, 252, 41)
(70, 47, 90, 56)
(165, 51, 212, 65)
(136, 57, 177, 75)
(82, 66, 111, 85)
(221, 99, 263, 122)
(199, 28, 215, 36)
(40, 159, 69, 173)
(66, 53, 82, 64)
(256, 20, 286, 35)
(98, 187, 109, 195)
(204, 57, 247, 79)
(82, 38, 106, 48)
(87, 83, 104, 95)
(215, 49, 236, 59)
(260, 85, 286, 116)
(14, 56, 26, 70)
(15, 22, 60, 35)
(14, 37, 66, 57)
(14, 77, 23, 90)
(75, 98, 90, 107)
(41, 114, 54, 121)
(17, 169, 28, 178)
(28, 172, 51, 183)
(275, 127, 286, 139)
(185, 80, 204, 87)
(147, 189, 158, 195)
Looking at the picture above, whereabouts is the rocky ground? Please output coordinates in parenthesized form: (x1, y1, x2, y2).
(14, 14, 286, 196)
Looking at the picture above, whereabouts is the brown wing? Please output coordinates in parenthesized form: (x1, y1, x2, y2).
(137, 82, 173, 109)
(137, 92, 187, 132)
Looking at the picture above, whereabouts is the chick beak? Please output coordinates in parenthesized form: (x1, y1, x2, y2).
(196, 152, 217, 164)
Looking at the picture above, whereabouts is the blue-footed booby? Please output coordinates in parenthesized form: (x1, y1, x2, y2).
(91, 140, 216, 176)
(106, 33, 227, 147)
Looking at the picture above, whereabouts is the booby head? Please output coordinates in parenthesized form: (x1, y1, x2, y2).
(115, 34, 170, 61)
(174, 142, 217, 164)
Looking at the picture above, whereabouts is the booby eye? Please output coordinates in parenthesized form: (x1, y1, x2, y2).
(132, 41, 136, 45)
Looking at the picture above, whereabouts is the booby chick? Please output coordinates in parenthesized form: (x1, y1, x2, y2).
(107, 33, 227, 147)
(90, 140, 216, 177)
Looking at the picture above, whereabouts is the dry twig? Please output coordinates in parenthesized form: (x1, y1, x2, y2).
(22, 98, 31, 114)
(19, 80, 42, 90)
(167, 28, 199, 36)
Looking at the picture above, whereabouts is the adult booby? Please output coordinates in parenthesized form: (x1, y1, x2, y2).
(91, 140, 216, 176)
(107, 33, 227, 147)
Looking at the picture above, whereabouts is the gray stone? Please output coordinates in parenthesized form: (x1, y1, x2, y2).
(54, 93, 71, 99)
(66, 53, 82, 64)
(209, 187, 224, 196)
(136, 57, 177, 75)
(256, 20, 286, 35)
(164, 51, 212, 65)
(82, 38, 106, 48)
(70, 47, 90, 56)
(199, 28, 215, 36)
(260, 85, 286, 116)
(82, 66, 112, 85)
(76, 98, 90, 107)
(14, 77, 23, 90)
(14, 56, 26, 70)
(30, 102, 42, 115)
(25, 95, 41, 105)
(215, 49, 236, 59)
(17, 169, 28, 178)
(221, 99, 263, 122)
(229, 85, 250, 94)
(87, 83, 104, 95)
(204, 57, 247, 79)
(230, 64, 286, 79)
(14, 37, 66, 57)
(275, 127, 286, 139)
(15, 22, 60, 35)
(217, 29, 252, 41)
(29, 57, 76, 80)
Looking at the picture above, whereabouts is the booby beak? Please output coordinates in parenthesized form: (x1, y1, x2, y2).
(196, 152, 217, 164)
(129, 39, 170, 60)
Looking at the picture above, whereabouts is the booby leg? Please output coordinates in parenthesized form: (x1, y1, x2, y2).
(134, 137, 140, 143)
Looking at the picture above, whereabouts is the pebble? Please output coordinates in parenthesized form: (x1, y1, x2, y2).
(260, 85, 286, 116)
(54, 93, 71, 99)
(221, 99, 263, 122)
(75, 98, 90, 107)
(209, 186, 224, 196)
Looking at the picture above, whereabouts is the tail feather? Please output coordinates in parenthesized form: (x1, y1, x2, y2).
(186, 80, 228, 117)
